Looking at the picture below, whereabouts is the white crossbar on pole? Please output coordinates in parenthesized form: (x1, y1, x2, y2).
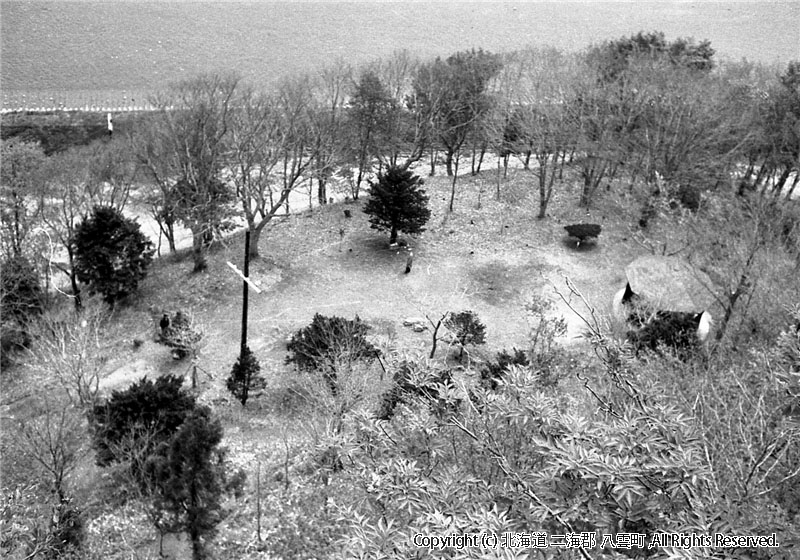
(226, 261, 263, 294)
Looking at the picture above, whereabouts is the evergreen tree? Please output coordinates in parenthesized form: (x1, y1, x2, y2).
(225, 346, 263, 407)
(91, 375, 196, 480)
(72, 205, 154, 304)
(363, 166, 431, 244)
(145, 406, 225, 560)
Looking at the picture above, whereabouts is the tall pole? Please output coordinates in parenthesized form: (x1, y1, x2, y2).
(241, 230, 250, 357)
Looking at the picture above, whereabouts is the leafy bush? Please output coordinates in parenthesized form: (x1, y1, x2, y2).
(376, 361, 455, 420)
(225, 346, 265, 407)
(479, 348, 528, 390)
(628, 310, 702, 358)
(524, 297, 568, 387)
(90, 374, 197, 480)
(72, 206, 154, 304)
(286, 314, 380, 394)
(444, 310, 486, 360)
(362, 166, 431, 244)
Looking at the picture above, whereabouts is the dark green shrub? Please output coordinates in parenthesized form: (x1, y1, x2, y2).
(376, 361, 455, 421)
(72, 206, 154, 304)
(628, 311, 702, 358)
(677, 183, 701, 211)
(90, 374, 196, 480)
(480, 348, 529, 390)
(286, 314, 380, 394)
(564, 223, 602, 246)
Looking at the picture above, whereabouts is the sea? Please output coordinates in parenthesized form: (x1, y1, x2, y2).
(1, 1, 799, 111)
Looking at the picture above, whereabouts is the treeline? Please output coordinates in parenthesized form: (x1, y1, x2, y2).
(3, 32, 798, 276)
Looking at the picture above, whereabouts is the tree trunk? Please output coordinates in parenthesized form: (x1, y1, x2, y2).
(445, 150, 454, 176)
(166, 221, 176, 253)
(474, 146, 485, 175)
(496, 155, 502, 201)
(772, 166, 792, 196)
(449, 157, 460, 212)
(66, 249, 82, 310)
(389, 227, 398, 245)
(191, 229, 207, 273)
(189, 478, 204, 560)
(318, 177, 327, 205)
(537, 157, 551, 220)
(248, 222, 266, 260)
(429, 150, 437, 176)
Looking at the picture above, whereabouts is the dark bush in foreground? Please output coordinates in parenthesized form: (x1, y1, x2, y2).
(91, 374, 196, 475)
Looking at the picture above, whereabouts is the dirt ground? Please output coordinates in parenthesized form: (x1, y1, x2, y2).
(92, 164, 646, 399)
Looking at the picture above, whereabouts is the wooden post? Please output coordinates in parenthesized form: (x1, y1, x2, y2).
(256, 460, 262, 542)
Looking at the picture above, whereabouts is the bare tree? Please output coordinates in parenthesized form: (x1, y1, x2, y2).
(226, 86, 284, 260)
(13, 396, 84, 504)
(28, 298, 109, 409)
(38, 150, 92, 309)
(0, 140, 46, 260)
(130, 116, 180, 254)
(512, 48, 579, 218)
(273, 74, 323, 213)
(310, 60, 352, 205)
(147, 73, 240, 272)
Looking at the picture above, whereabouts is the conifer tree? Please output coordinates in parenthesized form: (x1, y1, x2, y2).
(145, 406, 225, 560)
(226, 346, 263, 407)
(363, 166, 431, 244)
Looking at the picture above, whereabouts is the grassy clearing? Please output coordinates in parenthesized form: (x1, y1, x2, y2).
(1, 164, 655, 558)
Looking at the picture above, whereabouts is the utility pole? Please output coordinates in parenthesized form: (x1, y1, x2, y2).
(241, 230, 250, 357)
(227, 231, 262, 354)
